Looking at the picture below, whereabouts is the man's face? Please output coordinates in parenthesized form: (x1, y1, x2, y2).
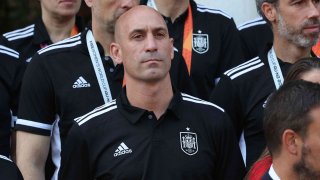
(41, 0, 81, 18)
(113, 6, 174, 83)
(276, 0, 320, 47)
(89, 0, 139, 33)
(294, 107, 320, 179)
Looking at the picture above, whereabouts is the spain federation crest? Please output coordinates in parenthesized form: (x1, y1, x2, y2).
(192, 30, 209, 54)
(180, 129, 198, 155)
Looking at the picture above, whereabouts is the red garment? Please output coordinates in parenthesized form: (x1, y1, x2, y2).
(247, 155, 272, 180)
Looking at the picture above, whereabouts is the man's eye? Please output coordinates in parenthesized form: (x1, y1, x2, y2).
(155, 32, 165, 39)
(313, 0, 320, 4)
(132, 34, 143, 40)
(292, 0, 303, 5)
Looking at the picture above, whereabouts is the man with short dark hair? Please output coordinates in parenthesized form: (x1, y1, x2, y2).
(263, 80, 320, 179)
(59, 5, 245, 180)
(210, 0, 320, 168)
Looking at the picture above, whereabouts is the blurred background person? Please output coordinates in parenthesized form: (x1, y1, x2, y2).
(247, 57, 320, 180)
(140, 0, 245, 100)
(0, 0, 84, 178)
(263, 80, 320, 179)
(210, 0, 320, 168)
(14, 0, 139, 179)
(0, 47, 25, 158)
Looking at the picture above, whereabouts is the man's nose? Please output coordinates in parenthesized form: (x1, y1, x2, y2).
(120, 0, 138, 10)
(308, 1, 320, 19)
(145, 35, 157, 52)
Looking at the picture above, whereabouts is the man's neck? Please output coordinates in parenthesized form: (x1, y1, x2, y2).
(273, 157, 299, 180)
(273, 34, 311, 64)
(153, 0, 189, 22)
(125, 75, 173, 119)
(42, 13, 76, 43)
(91, 21, 115, 58)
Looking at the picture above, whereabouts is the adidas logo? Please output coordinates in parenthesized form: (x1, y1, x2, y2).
(114, 142, 132, 157)
(73, 76, 91, 88)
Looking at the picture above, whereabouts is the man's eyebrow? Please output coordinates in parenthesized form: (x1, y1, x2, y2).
(128, 26, 168, 35)
(129, 29, 145, 35)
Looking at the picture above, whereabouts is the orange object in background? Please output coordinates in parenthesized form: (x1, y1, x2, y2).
(70, 25, 79, 36)
(182, 4, 193, 75)
(312, 40, 320, 57)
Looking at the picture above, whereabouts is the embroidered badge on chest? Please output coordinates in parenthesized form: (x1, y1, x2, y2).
(192, 30, 209, 54)
(180, 127, 198, 155)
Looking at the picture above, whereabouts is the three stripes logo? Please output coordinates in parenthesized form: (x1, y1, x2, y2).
(114, 142, 132, 157)
(73, 76, 91, 88)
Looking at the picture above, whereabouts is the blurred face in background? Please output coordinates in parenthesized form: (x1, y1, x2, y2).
(294, 107, 320, 179)
(40, 0, 82, 18)
(85, 0, 139, 33)
(292, 61, 320, 179)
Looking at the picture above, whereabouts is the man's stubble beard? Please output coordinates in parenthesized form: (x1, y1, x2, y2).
(277, 13, 320, 48)
(293, 145, 320, 180)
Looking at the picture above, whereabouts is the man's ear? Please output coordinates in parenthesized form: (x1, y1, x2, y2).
(84, 0, 93, 7)
(261, 2, 277, 23)
(110, 42, 123, 64)
(282, 129, 300, 156)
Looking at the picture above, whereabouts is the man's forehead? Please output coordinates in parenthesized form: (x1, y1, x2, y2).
(126, 21, 167, 31)
(310, 106, 320, 121)
(115, 5, 168, 39)
(117, 5, 164, 26)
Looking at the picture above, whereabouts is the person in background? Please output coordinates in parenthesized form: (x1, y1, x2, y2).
(0, 48, 25, 168)
(1, 0, 84, 63)
(0, 0, 84, 177)
(210, 0, 320, 168)
(238, 16, 320, 60)
(59, 5, 245, 180)
(263, 80, 320, 179)
(15, 0, 139, 179)
(285, 57, 320, 83)
(246, 57, 320, 180)
(140, 0, 245, 100)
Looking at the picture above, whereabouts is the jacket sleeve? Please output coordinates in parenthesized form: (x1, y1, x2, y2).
(0, 46, 25, 156)
(15, 53, 55, 135)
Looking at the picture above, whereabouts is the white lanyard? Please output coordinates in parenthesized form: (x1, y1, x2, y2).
(147, 0, 158, 10)
(267, 47, 284, 89)
(86, 30, 113, 103)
